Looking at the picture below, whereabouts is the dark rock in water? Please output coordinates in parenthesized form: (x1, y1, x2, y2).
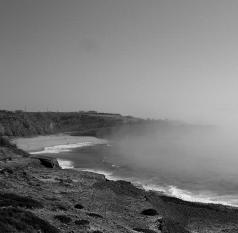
(141, 208, 158, 216)
(0, 207, 59, 233)
(74, 219, 90, 226)
(54, 215, 72, 224)
(74, 203, 84, 209)
(31, 156, 60, 169)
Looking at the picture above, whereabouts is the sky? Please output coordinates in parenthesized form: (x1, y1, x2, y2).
(1, 0, 238, 125)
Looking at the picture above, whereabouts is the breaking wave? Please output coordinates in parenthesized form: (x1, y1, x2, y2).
(30, 141, 106, 154)
(78, 168, 122, 181)
(57, 159, 74, 169)
(64, 165, 238, 207)
(141, 183, 238, 207)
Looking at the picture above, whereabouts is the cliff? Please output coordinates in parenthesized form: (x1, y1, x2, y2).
(0, 110, 142, 137)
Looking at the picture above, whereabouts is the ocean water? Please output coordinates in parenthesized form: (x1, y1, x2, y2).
(14, 130, 238, 207)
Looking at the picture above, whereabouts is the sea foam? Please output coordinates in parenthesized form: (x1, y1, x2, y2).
(57, 159, 74, 169)
(75, 167, 238, 207)
(30, 142, 97, 154)
(142, 183, 238, 207)
(78, 168, 122, 181)
(50, 158, 238, 207)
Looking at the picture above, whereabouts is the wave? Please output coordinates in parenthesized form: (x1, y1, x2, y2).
(77, 168, 122, 181)
(57, 159, 74, 169)
(139, 183, 238, 207)
(30, 141, 105, 154)
(71, 166, 238, 207)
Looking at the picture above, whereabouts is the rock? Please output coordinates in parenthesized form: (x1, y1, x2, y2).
(74, 204, 84, 209)
(141, 209, 158, 216)
(31, 156, 60, 169)
(93, 179, 143, 197)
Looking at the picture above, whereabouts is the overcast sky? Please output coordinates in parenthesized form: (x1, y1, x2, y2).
(1, 0, 238, 124)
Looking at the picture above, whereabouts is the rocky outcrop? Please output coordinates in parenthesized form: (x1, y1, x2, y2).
(31, 156, 60, 169)
(93, 179, 144, 198)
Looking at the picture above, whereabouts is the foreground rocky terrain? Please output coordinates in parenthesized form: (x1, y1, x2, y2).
(1, 138, 238, 233)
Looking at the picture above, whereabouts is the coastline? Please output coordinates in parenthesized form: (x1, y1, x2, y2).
(56, 157, 238, 208)
(2, 134, 237, 232)
(1, 145, 238, 232)
(15, 134, 238, 209)
(2, 112, 238, 231)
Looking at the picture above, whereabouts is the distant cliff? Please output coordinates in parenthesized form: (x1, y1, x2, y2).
(0, 110, 142, 137)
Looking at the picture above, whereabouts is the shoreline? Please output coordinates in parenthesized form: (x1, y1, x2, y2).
(17, 132, 238, 209)
(14, 133, 238, 209)
(2, 138, 238, 232)
(57, 158, 238, 209)
(2, 111, 238, 231)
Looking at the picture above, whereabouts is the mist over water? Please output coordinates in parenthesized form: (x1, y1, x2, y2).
(88, 123, 238, 206)
(111, 124, 238, 188)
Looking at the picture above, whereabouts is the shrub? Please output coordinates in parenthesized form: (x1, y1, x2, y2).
(54, 215, 72, 224)
(0, 207, 59, 233)
(133, 228, 157, 233)
(0, 136, 29, 157)
(74, 204, 84, 209)
(74, 219, 89, 226)
(140, 209, 158, 216)
(52, 204, 67, 211)
(0, 193, 43, 209)
(0, 136, 11, 147)
(87, 212, 103, 218)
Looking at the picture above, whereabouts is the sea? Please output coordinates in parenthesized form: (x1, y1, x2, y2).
(14, 129, 238, 207)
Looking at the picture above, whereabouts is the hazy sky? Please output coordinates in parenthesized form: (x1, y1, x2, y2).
(1, 0, 238, 124)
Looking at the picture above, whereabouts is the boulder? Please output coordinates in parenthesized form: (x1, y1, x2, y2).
(31, 156, 60, 169)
